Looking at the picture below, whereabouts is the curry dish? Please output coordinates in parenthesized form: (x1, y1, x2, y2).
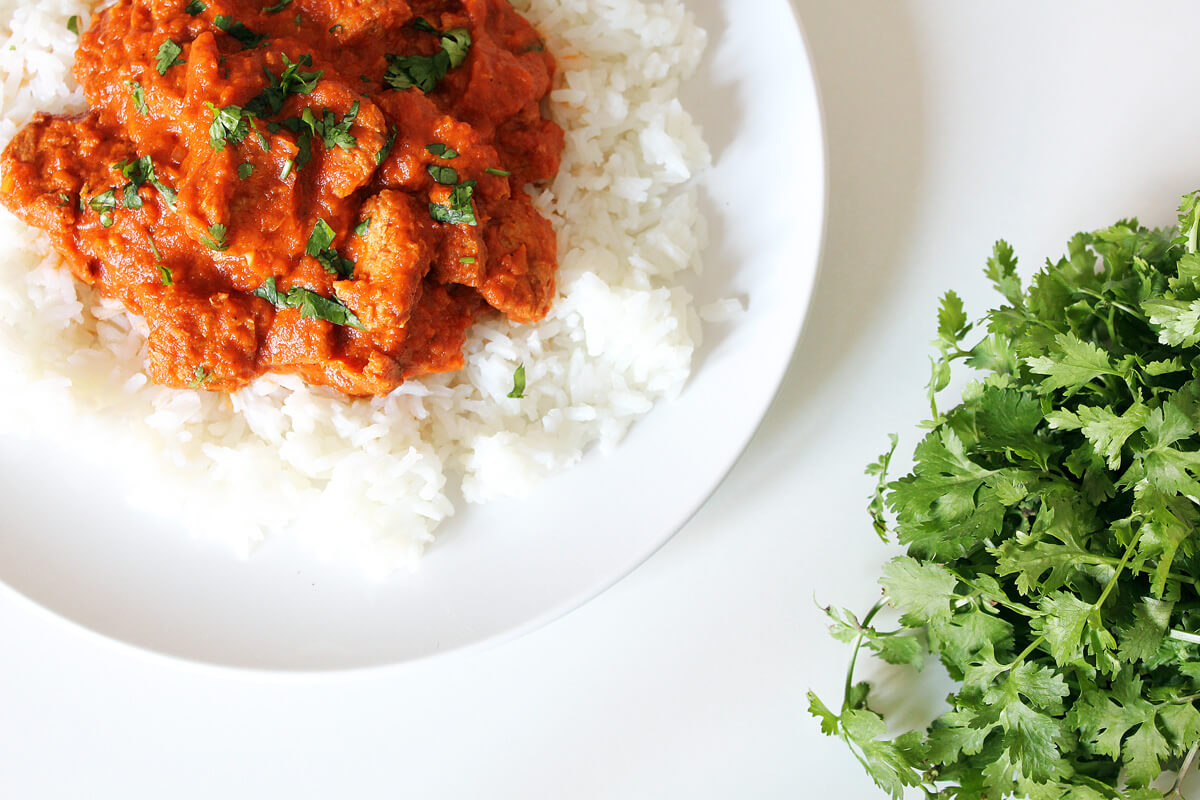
(0, 0, 563, 395)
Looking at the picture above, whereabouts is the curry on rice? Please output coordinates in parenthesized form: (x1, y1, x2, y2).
(0, 0, 563, 395)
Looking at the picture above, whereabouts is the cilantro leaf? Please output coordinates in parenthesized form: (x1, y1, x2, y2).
(155, 39, 185, 75)
(198, 223, 228, 251)
(508, 364, 526, 399)
(205, 103, 252, 151)
(384, 29, 472, 93)
(125, 80, 148, 115)
(254, 278, 363, 329)
(429, 179, 477, 226)
(213, 15, 265, 49)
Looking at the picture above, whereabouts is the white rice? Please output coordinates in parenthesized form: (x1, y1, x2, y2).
(0, 0, 709, 577)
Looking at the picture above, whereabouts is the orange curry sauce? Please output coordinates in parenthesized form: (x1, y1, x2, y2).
(0, 0, 563, 395)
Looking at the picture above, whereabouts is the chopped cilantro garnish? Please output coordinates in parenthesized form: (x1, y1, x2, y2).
(440, 29, 471, 69)
(253, 278, 362, 329)
(305, 219, 354, 277)
(262, 0, 292, 13)
(237, 162, 255, 180)
(383, 28, 472, 93)
(66, 15, 80, 36)
(214, 15, 265, 49)
(198, 223, 228, 251)
(425, 143, 459, 159)
(508, 364, 525, 399)
(158, 264, 173, 285)
(429, 179, 477, 226)
(125, 80, 148, 115)
(111, 156, 176, 212)
(426, 164, 458, 185)
(484, 167, 511, 177)
(376, 128, 398, 165)
(151, 175, 178, 210)
(155, 39, 185, 75)
(354, 218, 370, 237)
(459, 256, 476, 264)
(279, 158, 294, 180)
(316, 101, 359, 150)
(114, 155, 152, 184)
(56, 192, 70, 207)
(252, 276, 283, 306)
(329, 24, 344, 34)
(205, 103, 252, 151)
(245, 53, 322, 117)
(89, 189, 117, 228)
(184, 1, 206, 14)
(411, 17, 438, 34)
(122, 182, 143, 209)
(189, 366, 213, 389)
(305, 218, 336, 256)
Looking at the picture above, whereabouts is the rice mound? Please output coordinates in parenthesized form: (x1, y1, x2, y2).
(0, 0, 710, 576)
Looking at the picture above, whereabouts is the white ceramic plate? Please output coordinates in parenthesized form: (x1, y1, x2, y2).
(0, 0, 824, 671)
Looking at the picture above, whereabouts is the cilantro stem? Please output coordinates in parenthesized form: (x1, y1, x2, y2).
(1167, 742, 1198, 799)
(1045, 550, 1197, 588)
(946, 569, 1039, 617)
(1092, 530, 1143, 627)
(843, 597, 887, 711)
(1007, 634, 1046, 668)
(1169, 629, 1200, 646)
(1077, 287, 1148, 324)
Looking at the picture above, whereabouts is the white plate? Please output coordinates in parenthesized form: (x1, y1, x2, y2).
(0, 0, 824, 671)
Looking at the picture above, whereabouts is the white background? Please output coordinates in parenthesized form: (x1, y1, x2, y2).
(5, 1, 1200, 797)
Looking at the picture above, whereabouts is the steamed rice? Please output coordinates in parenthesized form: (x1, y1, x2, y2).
(0, 0, 710, 576)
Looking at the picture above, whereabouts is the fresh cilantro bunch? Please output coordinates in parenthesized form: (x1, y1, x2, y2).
(812, 193, 1200, 800)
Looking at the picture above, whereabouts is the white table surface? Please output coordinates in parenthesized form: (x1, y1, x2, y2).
(5, 1, 1200, 797)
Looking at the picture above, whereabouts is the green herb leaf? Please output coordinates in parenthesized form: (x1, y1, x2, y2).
(375, 128, 397, 165)
(205, 103, 252, 151)
(262, 0, 291, 13)
(426, 164, 459, 185)
(184, 1, 206, 15)
(305, 218, 335, 256)
(155, 39, 185, 75)
(214, 15, 265, 49)
(237, 162, 254, 180)
(425, 143, 459, 159)
(484, 167, 511, 177)
(125, 80, 148, 115)
(383, 29, 472, 93)
(158, 264, 173, 285)
(67, 15, 80, 36)
(428, 179, 477, 226)
(254, 278, 362, 329)
(508, 364, 526, 398)
(354, 218, 370, 237)
(189, 366, 213, 389)
(245, 53, 322, 117)
(198, 223, 228, 251)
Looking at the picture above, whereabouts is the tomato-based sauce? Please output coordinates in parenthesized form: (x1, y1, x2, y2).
(0, 0, 563, 395)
